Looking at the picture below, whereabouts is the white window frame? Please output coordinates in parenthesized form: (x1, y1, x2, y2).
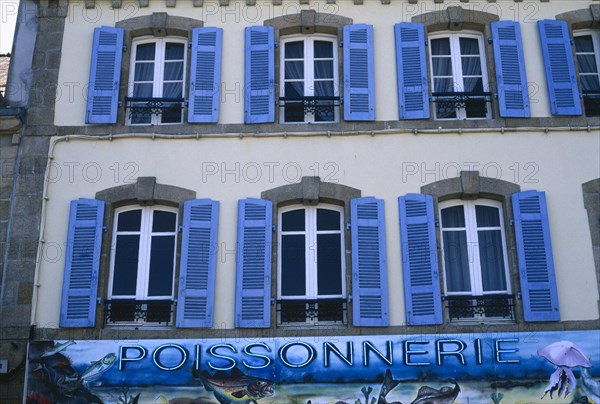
(439, 199, 511, 297)
(573, 29, 600, 115)
(108, 205, 178, 302)
(279, 34, 340, 124)
(127, 36, 187, 126)
(428, 31, 490, 120)
(277, 204, 346, 301)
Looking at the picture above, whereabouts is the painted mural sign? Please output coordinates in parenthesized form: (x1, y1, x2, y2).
(26, 330, 600, 404)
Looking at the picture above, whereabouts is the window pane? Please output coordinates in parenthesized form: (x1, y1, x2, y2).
(317, 209, 340, 231)
(317, 234, 342, 295)
(165, 42, 184, 60)
(575, 35, 594, 53)
(285, 61, 304, 80)
(282, 209, 305, 231)
(314, 40, 333, 58)
(475, 205, 500, 227)
(134, 63, 154, 81)
(478, 230, 507, 292)
(432, 57, 453, 77)
(314, 81, 335, 97)
(136, 43, 156, 60)
(285, 41, 304, 59)
(443, 231, 471, 293)
(577, 54, 599, 75)
(441, 206, 465, 228)
(461, 57, 482, 77)
(163, 82, 183, 98)
(153, 211, 177, 232)
(118, 210, 142, 231)
(284, 82, 304, 98)
(161, 102, 183, 124)
(314, 61, 334, 79)
(164, 61, 184, 81)
(281, 235, 306, 296)
(463, 77, 484, 93)
(581, 75, 600, 91)
(147, 235, 175, 296)
(133, 83, 153, 98)
(434, 77, 454, 93)
(112, 235, 140, 296)
(459, 38, 480, 55)
(431, 38, 451, 55)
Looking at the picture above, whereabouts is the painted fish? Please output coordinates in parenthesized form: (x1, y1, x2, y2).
(409, 381, 461, 404)
(581, 367, 600, 403)
(79, 352, 117, 384)
(193, 366, 274, 404)
(377, 369, 402, 404)
(40, 340, 76, 357)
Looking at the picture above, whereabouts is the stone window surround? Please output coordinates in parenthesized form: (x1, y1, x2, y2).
(420, 170, 524, 324)
(264, 10, 353, 124)
(115, 13, 205, 125)
(93, 176, 196, 328)
(581, 178, 600, 315)
(261, 176, 360, 326)
(411, 7, 501, 121)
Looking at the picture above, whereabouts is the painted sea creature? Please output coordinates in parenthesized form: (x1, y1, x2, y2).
(40, 340, 76, 358)
(80, 353, 117, 384)
(377, 369, 401, 404)
(581, 367, 600, 403)
(408, 381, 460, 404)
(538, 340, 592, 399)
(192, 366, 274, 404)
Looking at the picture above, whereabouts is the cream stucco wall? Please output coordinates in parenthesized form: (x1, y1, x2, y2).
(53, 0, 597, 126)
(32, 129, 600, 328)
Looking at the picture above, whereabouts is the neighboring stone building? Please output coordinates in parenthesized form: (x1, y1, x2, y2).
(0, 1, 599, 403)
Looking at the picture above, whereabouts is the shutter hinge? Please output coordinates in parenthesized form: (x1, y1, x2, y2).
(271, 297, 275, 305)
(122, 44, 127, 52)
(347, 295, 352, 302)
(275, 41, 279, 49)
(272, 224, 277, 232)
(188, 42, 192, 49)
(509, 219, 514, 226)
(102, 225, 107, 233)
(178, 225, 183, 233)
(517, 292, 521, 300)
(118, 101, 123, 108)
(97, 297, 102, 305)
(487, 37, 493, 44)
(434, 219, 439, 227)
(339, 41, 343, 48)
(441, 294, 446, 301)
(346, 223, 351, 230)
(174, 298, 178, 306)
(493, 93, 498, 99)
(424, 39, 428, 47)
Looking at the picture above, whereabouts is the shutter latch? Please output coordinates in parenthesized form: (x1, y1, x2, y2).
(346, 223, 351, 230)
(488, 37, 493, 44)
(178, 226, 183, 233)
(122, 44, 127, 52)
(102, 225, 107, 233)
(271, 298, 275, 305)
(509, 219, 514, 226)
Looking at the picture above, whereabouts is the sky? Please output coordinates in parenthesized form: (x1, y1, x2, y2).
(1, 0, 19, 54)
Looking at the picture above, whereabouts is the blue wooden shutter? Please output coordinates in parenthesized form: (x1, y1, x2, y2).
(394, 22, 429, 119)
(86, 26, 124, 124)
(343, 24, 375, 121)
(176, 199, 219, 328)
(188, 28, 223, 123)
(537, 20, 582, 116)
(350, 197, 389, 327)
(244, 26, 275, 124)
(234, 198, 272, 328)
(512, 190, 560, 322)
(398, 194, 443, 325)
(491, 21, 531, 118)
(60, 199, 104, 327)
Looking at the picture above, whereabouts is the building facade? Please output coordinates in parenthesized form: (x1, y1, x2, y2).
(0, 0, 599, 403)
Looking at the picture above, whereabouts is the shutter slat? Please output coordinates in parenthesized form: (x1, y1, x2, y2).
(492, 21, 530, 118)
(86, 27, 123, 124)
(351, 197, 389, 326)
(537, 20, 582, 116)
(244, 26, 275, 123)
(512, 190, 560, 322)
(343, 24, 375, 121)
(398, 194, 443, 325)
(234, 198, 272, 328)
(176, 199, 219, 328)
(395, 22, 429, 119)
(60, 199, 104, 327)
(188, 28, 223, 123)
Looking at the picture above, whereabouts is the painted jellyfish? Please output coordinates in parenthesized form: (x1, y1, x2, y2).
(537, 340, 592, 399)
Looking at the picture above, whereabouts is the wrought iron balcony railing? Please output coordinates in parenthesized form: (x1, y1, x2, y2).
(444, 294, 516, 322)
(124, 97, 185, 120)
(582, 91, 600, 117)
(431, 91, 492, 117)
(277, 298, 347, 325)
(279, 96, 340, 122)
(104, 299, 174, 326)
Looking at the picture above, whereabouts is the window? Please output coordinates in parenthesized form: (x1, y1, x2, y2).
(127, 37, 187, 125)
(439, 200, 512, 321)
(277, 204, 346, 325)
(574, 30, 600, 117)
(429, 32, 490, 119)
(106, 205, 178, 325)
(279, 35, 339, 123)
